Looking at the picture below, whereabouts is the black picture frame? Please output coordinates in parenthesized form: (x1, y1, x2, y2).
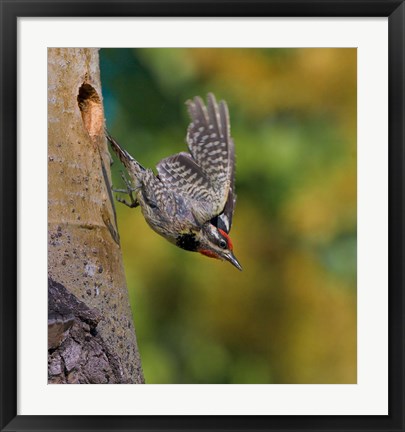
(1, 1, 404, 431)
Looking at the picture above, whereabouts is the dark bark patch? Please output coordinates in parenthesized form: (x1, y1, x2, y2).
(48, 278, 130, 384)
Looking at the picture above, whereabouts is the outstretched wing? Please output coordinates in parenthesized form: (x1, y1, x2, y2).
(156, 94, 237, 228)
(186, 94, 236, 225)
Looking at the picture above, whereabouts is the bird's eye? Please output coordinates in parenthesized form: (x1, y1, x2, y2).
(219, 239, 227, 249)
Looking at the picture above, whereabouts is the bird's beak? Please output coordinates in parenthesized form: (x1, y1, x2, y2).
(225, 251, 243, 271)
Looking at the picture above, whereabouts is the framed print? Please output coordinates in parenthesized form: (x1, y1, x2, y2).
(1, 1, 404, 431)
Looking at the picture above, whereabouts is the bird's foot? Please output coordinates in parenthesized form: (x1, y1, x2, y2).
(113, 172, 139, 208)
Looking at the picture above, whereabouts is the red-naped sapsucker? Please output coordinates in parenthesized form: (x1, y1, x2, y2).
(106, 93, 242, 270)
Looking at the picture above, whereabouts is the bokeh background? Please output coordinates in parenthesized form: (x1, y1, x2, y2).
(100, 48, 357, 384)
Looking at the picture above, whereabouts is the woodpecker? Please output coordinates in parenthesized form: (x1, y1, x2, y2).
(106, 93, 242, 271)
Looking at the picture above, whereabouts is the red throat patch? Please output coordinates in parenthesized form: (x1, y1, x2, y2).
(218, 228, 233, 251)
(199, 249, 220, 259)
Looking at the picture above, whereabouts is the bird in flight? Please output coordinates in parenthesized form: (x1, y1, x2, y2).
(106, 93, 241, 270)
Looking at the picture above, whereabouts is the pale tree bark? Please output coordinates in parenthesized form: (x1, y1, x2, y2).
(47, 48, 144, 384)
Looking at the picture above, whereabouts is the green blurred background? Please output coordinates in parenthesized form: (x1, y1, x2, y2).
(100, 48, 357, 384)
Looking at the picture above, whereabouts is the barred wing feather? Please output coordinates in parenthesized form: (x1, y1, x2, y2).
(156, 94, 236, 230)
(185, 94, 236, 230)
(156, 152, 216, 224)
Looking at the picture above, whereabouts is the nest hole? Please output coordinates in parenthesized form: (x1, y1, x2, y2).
(77, 83, 103, 139)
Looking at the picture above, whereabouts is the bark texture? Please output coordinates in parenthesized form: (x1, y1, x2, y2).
(48, 48, 144, 384)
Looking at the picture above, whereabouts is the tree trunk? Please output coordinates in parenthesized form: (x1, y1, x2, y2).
(47, 48, 144, 384)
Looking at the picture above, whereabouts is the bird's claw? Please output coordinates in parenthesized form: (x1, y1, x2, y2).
(116, 195, 138, 208)
(113, 172, 139, 208)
